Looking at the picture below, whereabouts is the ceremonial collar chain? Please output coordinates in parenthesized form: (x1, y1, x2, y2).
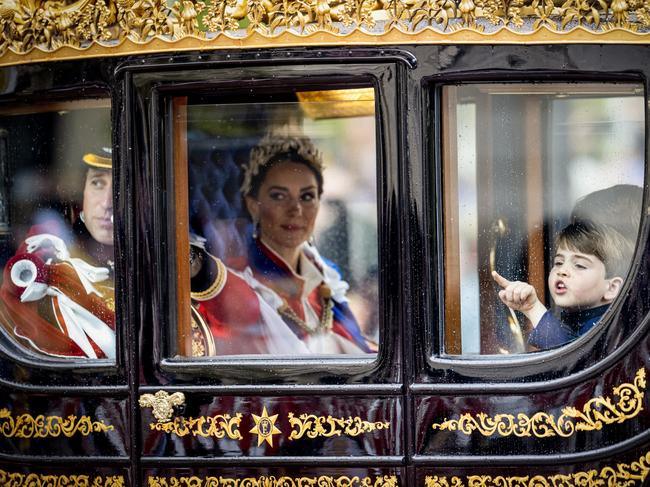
(278, 284, 333, 336)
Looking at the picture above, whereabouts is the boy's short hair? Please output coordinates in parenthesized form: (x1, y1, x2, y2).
(571, 184, 643, 239)
(556, 220, 634, 278)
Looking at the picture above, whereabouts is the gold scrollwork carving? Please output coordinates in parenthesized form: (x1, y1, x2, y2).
(0, 408, 114, 438)
(0, 470, 125, 487)
(424, 449, 650, 487)
(288, 412, 390, 440)
(147, 475, 399, 486)
(0, 0, 647, 65)
(139, 391, 186, 422)
(431, 367, 646, 438)
(149, 413, 243, 440)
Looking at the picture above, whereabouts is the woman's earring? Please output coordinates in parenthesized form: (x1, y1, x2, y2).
(252, 217, 259, 239)
(79, 211, 86, 224)
(309, 234, 315, 245)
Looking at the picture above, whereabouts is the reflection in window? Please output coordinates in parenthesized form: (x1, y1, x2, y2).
(175, 88, 378, 357)
(442, 83, 644, 355)
(0, 101, 115, 359)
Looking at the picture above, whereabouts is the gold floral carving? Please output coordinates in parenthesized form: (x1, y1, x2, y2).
(148, 475, 399, 486)
(0, 0, 647, 66)
(431, 367, 646, 438)
(0, 470, 125, 487)
(0, 408, 114, 438)
(424, 449, 650, 487)
(288, 412, 390, 440)
(148, 413, 243, 440)
(139, 391, 186, 422)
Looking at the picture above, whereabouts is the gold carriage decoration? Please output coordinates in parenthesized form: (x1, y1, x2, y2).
(0, 470, 125, 486)
(0, 408, 114, 438)
(425, 449, 650, 487)
(431, 367, 647, 439)
(0, 0, 647, 66)
(148, 475, 399, 487)
(138, 391, 391, 445)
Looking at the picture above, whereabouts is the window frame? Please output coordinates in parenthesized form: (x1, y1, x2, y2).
(440, 81, 645, 357)
(0, 90, 125, 373)
(127, 58, 406, 386)
(416, 66, 649, 386)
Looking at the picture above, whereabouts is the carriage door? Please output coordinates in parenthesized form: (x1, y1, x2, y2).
(410, 45, 649, 483)
(130, 55, 406, 485)
(0, 84, 131, 485)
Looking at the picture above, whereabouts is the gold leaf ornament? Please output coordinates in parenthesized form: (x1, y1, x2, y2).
(0, 470, 125, 486)
(149, 413, 243, 440)
(0, 0, 648, 66)
(246, 0, 269, 32)
(139, 391, 186, 422)
(425, 450, 650, 487)
(457, 0, 475, 24)
(200, 0, 239, 33)
(531, 0, 554, 28)
(0, 1, 16, 20)
(609, 0, 628, 26)
(408, 0, 456, 31)
(148, 475, 399, 486)
(431, 367, 647, 438)
(0, 408, 114, 438)
(288, 412, 390, 440)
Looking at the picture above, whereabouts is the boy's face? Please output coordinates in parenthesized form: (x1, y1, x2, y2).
(548, 244, 622, 311)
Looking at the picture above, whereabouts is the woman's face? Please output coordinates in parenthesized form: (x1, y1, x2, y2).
(82, 168, 114, 246)
(246, 161, 320, 256)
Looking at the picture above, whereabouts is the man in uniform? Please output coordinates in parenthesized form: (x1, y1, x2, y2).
(0, 148, 115, 359)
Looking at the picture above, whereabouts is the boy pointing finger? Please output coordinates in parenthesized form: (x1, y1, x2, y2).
(491, 270, 547, 328)
(492, 220, 631, 349)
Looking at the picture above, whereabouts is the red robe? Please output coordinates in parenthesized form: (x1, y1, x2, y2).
(190, 238, 373, 355)
(0, 222, 115, 358)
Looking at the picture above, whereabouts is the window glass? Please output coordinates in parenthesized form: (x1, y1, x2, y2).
(174, 88, 378, 358)
(442, 83, 644, 355)
(0, 100, 115, 359)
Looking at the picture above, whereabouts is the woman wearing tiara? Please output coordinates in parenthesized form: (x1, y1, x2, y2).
(189, 133, 375, 355)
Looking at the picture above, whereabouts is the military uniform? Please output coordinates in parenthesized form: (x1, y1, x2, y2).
(0, 218, 115, 358)
(0, 150, 115, 359)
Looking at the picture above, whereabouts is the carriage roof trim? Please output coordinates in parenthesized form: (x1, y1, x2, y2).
(0, 0, 647, 67)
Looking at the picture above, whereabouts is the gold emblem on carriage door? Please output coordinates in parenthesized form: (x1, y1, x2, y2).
(250, 406, 281, 447)
(139, 391, 186, 422)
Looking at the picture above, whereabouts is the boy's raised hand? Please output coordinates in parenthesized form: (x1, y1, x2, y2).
(491, 271, 547, 327)
(491, 271, 539, 311)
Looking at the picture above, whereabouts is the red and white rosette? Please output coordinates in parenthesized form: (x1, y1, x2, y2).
(6, 253, 49, 302)
(5, 236, 115, 359)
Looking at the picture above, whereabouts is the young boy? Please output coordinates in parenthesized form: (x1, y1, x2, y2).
(492, 220, 633, 350)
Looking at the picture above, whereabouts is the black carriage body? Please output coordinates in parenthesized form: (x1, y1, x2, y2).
(0, 44, 648, 486)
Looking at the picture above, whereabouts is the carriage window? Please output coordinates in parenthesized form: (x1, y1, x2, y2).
(173, 88, 378, 357)
(0, 100, 115, 360)
(442, 83, 645, 355)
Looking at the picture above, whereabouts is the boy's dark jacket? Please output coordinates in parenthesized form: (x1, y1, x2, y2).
(528, 304, 609, 349)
